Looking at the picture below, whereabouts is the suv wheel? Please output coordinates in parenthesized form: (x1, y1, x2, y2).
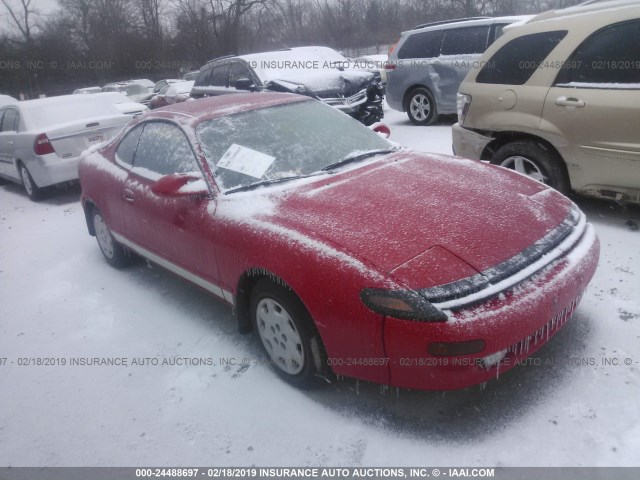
(406, 88, 437, 126)
(492, 141, 570, 194)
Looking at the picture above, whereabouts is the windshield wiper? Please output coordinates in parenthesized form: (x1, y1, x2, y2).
(320, 148, 398, 172)
(225, 173, 319, 194)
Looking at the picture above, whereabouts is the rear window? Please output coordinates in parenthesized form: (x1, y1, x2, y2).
(476, 30, 567, 85)
(398, 30, 443, 59)
(441, 26, 490, 55)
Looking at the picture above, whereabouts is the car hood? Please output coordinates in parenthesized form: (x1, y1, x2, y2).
(266, 70, 375, 97)
(244, 151, 575, 289)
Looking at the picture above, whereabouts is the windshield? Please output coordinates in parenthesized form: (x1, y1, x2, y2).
(196, 100, 392, 192)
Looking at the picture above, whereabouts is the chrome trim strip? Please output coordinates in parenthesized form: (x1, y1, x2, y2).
(112, 232, 234, 305)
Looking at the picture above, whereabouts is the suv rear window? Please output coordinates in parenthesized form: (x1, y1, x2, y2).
(557, 20, 640, 85)
(441, 26, 490, 55)
(398, 30, 443, 59)
(476, 30, 567, 85)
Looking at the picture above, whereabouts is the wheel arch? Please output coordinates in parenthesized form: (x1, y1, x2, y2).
(81, 198, 97, 236)
(481, 132, 571, 189)
(235, 267, 296, 335)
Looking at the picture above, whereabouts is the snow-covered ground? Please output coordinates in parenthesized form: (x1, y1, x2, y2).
(1, 107, 639, 467)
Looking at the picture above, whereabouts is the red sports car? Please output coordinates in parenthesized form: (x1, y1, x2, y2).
(79, 93, 599, 390)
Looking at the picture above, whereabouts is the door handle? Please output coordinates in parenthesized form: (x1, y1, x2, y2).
(123, 189, 135, 202)
(555, 96, 585, 108)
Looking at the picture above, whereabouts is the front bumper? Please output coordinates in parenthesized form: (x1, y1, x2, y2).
(26, 153, 80, 188)
(383, 220, 600, 390)
(319, 84, 384, 126)
(452, 122, 493, 160)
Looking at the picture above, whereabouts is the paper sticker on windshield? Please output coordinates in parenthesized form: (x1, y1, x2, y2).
(217, 144, 275, 179)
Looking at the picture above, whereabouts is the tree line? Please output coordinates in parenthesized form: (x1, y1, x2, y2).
(0, 0, 582, 98)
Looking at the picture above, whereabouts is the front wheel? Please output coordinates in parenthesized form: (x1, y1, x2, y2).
(19, 163, 43, 201)
(491, 141, 570, 194)
(406, 88, 437, 126)
(251, 279, 329, 388)
(92, 208, 133, 268)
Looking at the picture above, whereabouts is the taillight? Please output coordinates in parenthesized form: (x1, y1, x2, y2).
(34, 133, 55, 156)
(388, 41, 399, 55)
(456, 93, 472, 125)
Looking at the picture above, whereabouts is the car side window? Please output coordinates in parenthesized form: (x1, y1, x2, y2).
(490, 24, 509, 45)
(1, 109, 18, 132)
(556, 20, 640, 86)
(115, 124, 145, 167)
(229, 62, 252, 85)
(398, 30, 443, 59)
(441, 26, 490, 55)
(194, 64, 213, 87)
(476, 30, 567, 85)
(131, 122, 199, 178)
(210, 64, 229, 87)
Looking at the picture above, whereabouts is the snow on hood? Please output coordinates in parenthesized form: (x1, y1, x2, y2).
(266, 70, 374, 94)
(240, 49, 375, 91)
(212, 150, 574, 290)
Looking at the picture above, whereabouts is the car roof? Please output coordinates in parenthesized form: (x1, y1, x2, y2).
(500, 0, 639, 35)
(403, 15, 531, 35)
(139, 93, 309, 125)
(528, 0, 639, 23)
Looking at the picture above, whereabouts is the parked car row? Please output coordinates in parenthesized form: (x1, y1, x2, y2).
(190, 46, 385, 126)
(385, 0, 639, 206)
(4, 0, 632, 392)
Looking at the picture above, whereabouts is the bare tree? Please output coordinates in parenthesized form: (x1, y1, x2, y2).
(0, 0, 39, 45)
(136, 0, 164, 40)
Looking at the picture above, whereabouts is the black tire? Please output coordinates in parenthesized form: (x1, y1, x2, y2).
(91, 207, 133, 268)
(491, 141, 570, 194)
(250, 278, 329, 388)
(18, 162, 44, 201)
(406, 87, 437, 126)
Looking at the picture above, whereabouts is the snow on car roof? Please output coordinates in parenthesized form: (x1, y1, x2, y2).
(0, 94, 17, 107)
(237, 49, 350, 83)
(17, 92, 140, 130)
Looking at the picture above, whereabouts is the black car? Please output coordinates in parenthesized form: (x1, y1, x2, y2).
(190, 47, 384, 126)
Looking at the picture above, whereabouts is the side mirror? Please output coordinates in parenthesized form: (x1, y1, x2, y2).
(235, 78, 255, 91)
(370, 122, 391, 139)
(151, 174, 209, 197)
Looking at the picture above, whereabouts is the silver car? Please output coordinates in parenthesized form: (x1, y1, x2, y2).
(0, 92, 146, 200)
(386, 15, 529, 125)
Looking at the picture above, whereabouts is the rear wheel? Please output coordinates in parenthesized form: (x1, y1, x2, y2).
(92, 208, 132, 268)
(406, 87, 437, 126)
(251, 279, 328, 388)
(492, 141, 570, 194)
(19, 163, 43, 201)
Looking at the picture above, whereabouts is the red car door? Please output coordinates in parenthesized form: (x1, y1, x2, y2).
(121, 121, 221, 288)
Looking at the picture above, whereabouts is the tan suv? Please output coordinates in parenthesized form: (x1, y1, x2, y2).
(453, 0, 640, 204)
